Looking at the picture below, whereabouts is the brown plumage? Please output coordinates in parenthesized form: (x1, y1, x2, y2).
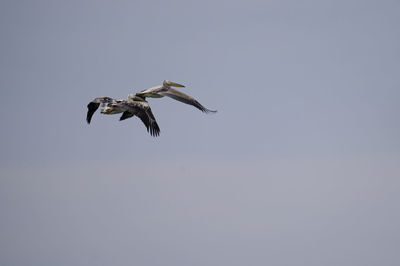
(86, 95, 160, 137)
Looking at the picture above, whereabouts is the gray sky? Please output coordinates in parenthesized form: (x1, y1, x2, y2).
(1, 0, 399, 265)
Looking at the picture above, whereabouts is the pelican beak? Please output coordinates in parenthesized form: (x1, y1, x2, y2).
(169, 81, 185, 88)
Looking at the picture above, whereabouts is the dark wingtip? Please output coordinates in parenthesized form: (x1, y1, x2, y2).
(207, 109, 218, 114)
(202, 108, 217, 114)
(86, 111, 93, 124)
(86, 102, 100, 125)
(151, 130, 160, 137)
(150, 124, 160, 137)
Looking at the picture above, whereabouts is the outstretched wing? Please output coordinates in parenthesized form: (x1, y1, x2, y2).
(120, 101, 160, 137)
(159, 88, 217, 113)
(86, 96, 115, 124)
(136, 108, 160, 137)
(87, 102, 100, 124)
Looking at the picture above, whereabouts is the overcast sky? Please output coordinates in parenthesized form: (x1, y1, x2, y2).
(1, 0, 399, 265)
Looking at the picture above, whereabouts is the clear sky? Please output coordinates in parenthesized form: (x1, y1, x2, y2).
(1, 0, 399, 265)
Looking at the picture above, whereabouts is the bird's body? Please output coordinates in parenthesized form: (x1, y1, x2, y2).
(136, 80, 217, 113)
(86, 94, 160, 137)
(100, 102, 126, 115)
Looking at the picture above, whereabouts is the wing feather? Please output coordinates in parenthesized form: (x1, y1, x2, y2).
(119, 101, 160, 137)
(86, 97, 116, 124)
(159, 88, 217, 113)
(119, 111, 135, 121)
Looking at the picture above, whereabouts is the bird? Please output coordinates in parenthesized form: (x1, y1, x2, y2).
(86, 94, 160, 137)
(135, 80, 217, 113)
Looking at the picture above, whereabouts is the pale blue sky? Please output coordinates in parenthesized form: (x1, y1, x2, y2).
(1, 0, 400, 265)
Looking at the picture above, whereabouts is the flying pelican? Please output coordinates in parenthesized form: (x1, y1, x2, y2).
(135, 80, 217, 113)
(86, 94, 160, 137)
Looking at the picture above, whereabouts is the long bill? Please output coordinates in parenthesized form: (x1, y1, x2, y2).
(167, 81, 185, 88)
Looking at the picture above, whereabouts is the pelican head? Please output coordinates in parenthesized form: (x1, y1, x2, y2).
(163, 80, 185, 88)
